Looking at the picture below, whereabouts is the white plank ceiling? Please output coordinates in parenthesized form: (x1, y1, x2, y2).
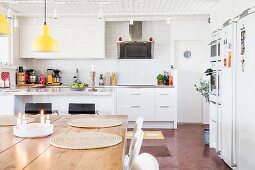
(0, 0, 219, 17)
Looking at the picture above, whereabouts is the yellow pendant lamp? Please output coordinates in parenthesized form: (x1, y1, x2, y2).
(31, 0, 60, 52)
(0, 13, 11, 35)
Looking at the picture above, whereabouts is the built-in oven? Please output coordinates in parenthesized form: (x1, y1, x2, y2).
(210, 30, 221, 62)
(210, 41, 221, 59)
(209, 66, 221, 104)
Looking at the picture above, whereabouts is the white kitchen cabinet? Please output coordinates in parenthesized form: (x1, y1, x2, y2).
(75, 24, 105, 58)
(47, 25, 76, 59)
(117, 88, 177, 128)
(19, 18, 105, 59)
(20, 25, 47, 58)
(209, 102, 217, 149)
(155, 88, 177, 128)
(117, 106, 155, 121)
(117, 88, 155, 121)
(0, 95, 15, 115)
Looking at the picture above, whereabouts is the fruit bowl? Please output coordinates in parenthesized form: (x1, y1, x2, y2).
(71, 87, 86, 91)
(71, 83, 88, 91)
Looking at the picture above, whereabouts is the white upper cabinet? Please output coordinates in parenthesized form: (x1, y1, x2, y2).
(19, 18, 105, 59)
(75, 24, 105, 59)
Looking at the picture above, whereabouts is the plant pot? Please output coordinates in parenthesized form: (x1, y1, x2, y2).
(157, 80, 164, 85)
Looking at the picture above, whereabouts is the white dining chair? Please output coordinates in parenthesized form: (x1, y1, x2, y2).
(129, 130, 144, 168)
(123, 126, 144, 170)
(131, 153, 159, 170)
(128, 117, 144, 155)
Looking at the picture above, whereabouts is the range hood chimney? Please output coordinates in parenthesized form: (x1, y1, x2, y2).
(129, 21, 142, 41)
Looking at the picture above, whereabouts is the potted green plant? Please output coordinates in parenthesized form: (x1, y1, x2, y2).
(194, 79, 210, 102)
(157, 74, 164, 85)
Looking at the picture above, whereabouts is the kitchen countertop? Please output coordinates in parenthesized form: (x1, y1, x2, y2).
(97, 85, 175, 88)
(0, 85, 174, 96)
(0, 88, 113, 96)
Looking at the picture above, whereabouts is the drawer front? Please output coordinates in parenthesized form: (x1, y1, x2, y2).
(155, 88, 175, 95)
(117, 88, 155, 95)
(117, 94, 155, 107)
(156, 94, 175, 107)
(117, 106, 155, 121)
(155, 106, 176, 121)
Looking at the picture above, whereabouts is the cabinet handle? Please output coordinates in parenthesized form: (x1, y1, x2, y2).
(159, 94, 169, 96)
(131, 105, 141, 108)
(160, 106, 170, 108)
(131, 94, 141, 95)
(210, 101, 217, 104)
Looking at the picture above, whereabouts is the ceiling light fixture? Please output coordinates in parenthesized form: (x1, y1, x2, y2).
(0, 9, 11, 35)
(129, 18, 134, 25)
(53, 4, 59, 19)
(7, 8, 13, 19)
(14, 15, 19, 28)
(166, 16, 171, 24)
(31, 0, 60, 52)
(98, 3, 103, 20)
(130, 0, 134, 25)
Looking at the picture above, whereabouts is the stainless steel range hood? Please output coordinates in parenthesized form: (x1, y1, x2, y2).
(117, 21, 154, 59)
(129, 21, 142, 41)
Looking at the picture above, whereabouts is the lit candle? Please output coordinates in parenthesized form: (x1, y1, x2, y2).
(40, 110, 45, 125)
(92, 64, 94, 72)
(22, 114, 27, 126)
(16, 112, 22, 127)
(46, 114, 50, 125)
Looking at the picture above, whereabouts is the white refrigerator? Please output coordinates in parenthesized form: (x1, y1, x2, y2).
(220, 20, 237, 168)
(235, 9, 255, 170)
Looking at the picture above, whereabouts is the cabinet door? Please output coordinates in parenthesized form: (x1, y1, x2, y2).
(20, 25, 48, 58)
(75, 23, 105, 58)
(117, 94, 154, 107)
(117, 106, 155, 121)
(47, 25, 75, 58)
(0, 95, 15, 115)
(210, 102, 217, 122)
(155, 88, 177, 121)
(155, 106, 176, 121)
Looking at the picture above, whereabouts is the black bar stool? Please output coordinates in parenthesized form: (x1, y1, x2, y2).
(68, 103, 97, 115)
(25, 103, 58, 115)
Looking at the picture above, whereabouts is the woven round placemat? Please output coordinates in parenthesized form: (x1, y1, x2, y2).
(50, 132, 122, 150)
(68, 118, 122, 128)
(0, 116, 34, 126)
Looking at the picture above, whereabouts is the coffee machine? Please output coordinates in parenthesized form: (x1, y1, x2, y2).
(47, 69, 62, 86)
(25, 69, 37, 84)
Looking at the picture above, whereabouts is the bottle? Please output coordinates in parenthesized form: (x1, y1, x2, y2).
(163, 71, 168, 86)
(73, 68, 79, 84)
(169, 65, 174, 86)
(99, 74, 104, 86)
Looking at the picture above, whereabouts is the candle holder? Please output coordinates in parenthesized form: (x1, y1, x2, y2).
(89, 71, 97, 92)
(13, 123, 53, 138)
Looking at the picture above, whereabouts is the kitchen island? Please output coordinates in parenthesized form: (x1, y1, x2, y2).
(0, 85, 177, 129)
(0, 87, 115, 116)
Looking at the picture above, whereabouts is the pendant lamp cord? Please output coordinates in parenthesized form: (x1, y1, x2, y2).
(44, 0, 46, 25)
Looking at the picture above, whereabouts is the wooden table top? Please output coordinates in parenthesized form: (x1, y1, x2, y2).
(0, 115, 128, 170)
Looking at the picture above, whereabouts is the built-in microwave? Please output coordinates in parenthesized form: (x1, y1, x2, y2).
(118, 41, 154, 59)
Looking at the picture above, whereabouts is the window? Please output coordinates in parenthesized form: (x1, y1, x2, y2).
(0, 37, 10, 65)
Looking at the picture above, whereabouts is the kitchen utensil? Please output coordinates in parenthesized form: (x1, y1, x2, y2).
(1, 72, 10, 88)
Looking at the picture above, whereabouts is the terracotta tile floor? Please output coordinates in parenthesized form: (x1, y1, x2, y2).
(127, 124, 231, 170)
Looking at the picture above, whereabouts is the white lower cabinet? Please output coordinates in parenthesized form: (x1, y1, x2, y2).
(116, 88, 177, 128)
(117, 106, 155, 121)
(0, 95, 15, 115)
(155, 106, 176, 121)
